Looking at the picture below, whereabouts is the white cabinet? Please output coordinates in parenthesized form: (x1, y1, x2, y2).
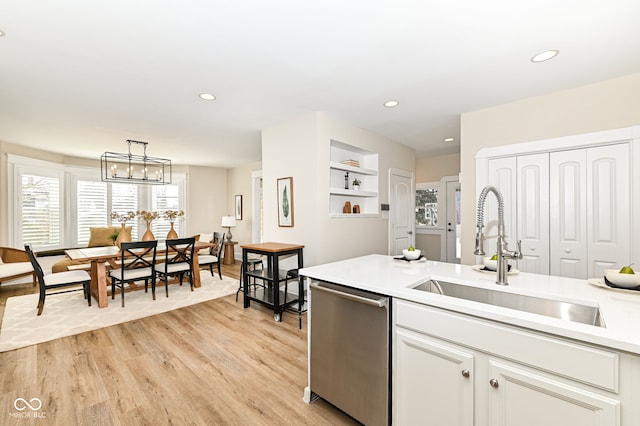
(488, 360, 619, 426)
(393, 299, 630, 425)
(477, 127, 637, 279)
(329, 139, 379, 217)
(394, 328, 474, 426)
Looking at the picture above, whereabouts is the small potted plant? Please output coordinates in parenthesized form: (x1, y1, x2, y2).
(352, 178, 361, 191)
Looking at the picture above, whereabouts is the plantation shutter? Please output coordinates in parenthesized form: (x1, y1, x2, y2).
(76, 180, 108, 245)
(20, 174, 61, 250)
(111, 183, 139, 239)
(152, 184, 181, 237)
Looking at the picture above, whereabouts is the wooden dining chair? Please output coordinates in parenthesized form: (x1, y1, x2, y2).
(25, 244, 91, 315)
(157, 237, 196, 292)
(108, 240, 158, 307)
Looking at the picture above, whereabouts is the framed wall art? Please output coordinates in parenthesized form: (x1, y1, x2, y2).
(235, 195, 243, 220)
(277, 177, 294, 227)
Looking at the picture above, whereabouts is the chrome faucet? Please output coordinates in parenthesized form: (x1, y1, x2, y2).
(474, 186, 522, 285)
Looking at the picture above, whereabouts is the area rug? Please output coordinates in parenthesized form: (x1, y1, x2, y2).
(0, 271, 239, 352)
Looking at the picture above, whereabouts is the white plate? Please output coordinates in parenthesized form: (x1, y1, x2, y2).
(472, 264, 519, 275)
(587, 278, 640, 293)
(393, 255, 426, 263)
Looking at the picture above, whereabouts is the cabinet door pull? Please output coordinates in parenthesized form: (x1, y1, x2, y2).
(489, 378, 499, 388)
(461, 369, 470, 378)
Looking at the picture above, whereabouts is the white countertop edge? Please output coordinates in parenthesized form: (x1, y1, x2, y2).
(300, 254, 640, 355)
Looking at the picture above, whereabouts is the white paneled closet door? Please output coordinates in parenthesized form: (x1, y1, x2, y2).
(517, 154, 549, 274)
(550, 144, 630, 279)
(549, 150, 588, 279)
(486, 157, 517, 257)
(586, 144, 630, 278)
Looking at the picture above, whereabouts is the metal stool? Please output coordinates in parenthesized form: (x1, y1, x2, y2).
(236, 257, 264, 301)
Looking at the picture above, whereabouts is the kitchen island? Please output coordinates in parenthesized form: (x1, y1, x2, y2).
(300, 254, 640, 425)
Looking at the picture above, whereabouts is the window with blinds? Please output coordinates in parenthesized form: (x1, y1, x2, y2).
(110, 183, 139, 240)
(10, 155, 185, 250)
(77, 181, 108, 245)
(20, 173, 61, 250)
(152, 184, 181, 237)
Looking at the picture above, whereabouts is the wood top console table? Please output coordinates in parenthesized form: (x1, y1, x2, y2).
(240, 242, 304, 322)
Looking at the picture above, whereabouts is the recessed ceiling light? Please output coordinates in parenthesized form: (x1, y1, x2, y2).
(199, 93, 216, 101)
(444, 137, 455, 142)
(0, 29, 5, 37)
(531, 49, 559, 63)
(383, 100, 399, 108)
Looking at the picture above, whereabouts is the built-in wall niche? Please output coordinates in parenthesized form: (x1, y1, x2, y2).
(329, 139, 379, 217)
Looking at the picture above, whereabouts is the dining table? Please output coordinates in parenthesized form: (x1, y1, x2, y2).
(65, 240, 215, 308)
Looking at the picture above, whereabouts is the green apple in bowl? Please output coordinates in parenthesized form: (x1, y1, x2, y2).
(619, 264, 635, 274)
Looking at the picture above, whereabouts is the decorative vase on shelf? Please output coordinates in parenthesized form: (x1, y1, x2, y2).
(115, 223, 131, 248)
(166, 222, 178, 239)
(142, 221, 155, 241)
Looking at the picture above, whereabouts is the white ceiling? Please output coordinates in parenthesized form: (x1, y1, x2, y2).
(1, 1, 639, 168)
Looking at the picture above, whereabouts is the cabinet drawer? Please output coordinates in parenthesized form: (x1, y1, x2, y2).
(394, 299, 619, 392)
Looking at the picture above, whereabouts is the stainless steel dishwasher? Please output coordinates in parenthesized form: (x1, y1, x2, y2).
(309, 280, 390, 426)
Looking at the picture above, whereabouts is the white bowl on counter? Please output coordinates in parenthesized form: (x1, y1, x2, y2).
(604, 269, 640, 288)
(402, 249, 421, 260)
(483, 257, 498, 271)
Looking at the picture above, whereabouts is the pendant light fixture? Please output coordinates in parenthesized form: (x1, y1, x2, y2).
(101, 140, 172, 185)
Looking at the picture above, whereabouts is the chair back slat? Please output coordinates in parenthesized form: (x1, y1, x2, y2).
(164, 237, 195, 266)
(119, 240, 158, 276)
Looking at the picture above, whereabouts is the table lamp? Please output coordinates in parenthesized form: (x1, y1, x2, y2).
(221, 215, 237, 242)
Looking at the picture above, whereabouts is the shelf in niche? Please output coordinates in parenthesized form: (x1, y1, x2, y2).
(330, 213, 379, 218)
(329, 188, 377, 197)
(329, 161, 377, 176)
(329, 139, 379, 216)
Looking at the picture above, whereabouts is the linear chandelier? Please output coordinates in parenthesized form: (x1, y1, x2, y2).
(101, 140, 172, 185)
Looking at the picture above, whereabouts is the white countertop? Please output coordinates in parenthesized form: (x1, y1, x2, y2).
(300, 254, 640, 355)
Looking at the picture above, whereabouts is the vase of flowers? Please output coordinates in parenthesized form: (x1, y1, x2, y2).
(110, 211, 136, 247)
(137, 210, 159, 241)
(163, 210, 184, 239)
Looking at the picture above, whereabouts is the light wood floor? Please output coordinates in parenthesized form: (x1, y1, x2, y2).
(0, 262, 359, 425)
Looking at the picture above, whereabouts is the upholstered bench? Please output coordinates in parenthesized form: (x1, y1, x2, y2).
(51, 226, 131, 273)
(0, 247, 36, 286)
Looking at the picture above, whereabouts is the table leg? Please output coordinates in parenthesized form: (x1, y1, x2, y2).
(273, 254, 281, 321)
(243, 250, 250, 308)
(90, 260, 109, 308)
(192, 251, 202, 288)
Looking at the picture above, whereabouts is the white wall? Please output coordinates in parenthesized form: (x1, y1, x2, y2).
(460, 72, 640, 265)
(186, 165, 229, 236)
(262, 112, 415, 267)
(416, 153, 460, 183)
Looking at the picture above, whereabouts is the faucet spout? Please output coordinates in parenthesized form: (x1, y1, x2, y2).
(475, 186, 522, 285)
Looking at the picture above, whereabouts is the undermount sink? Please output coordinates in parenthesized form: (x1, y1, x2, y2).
(412, 280, 605, 328)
